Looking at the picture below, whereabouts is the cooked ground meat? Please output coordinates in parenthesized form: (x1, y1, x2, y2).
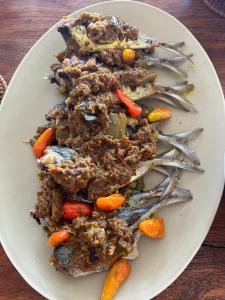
(52, 216, 134, 272)
(86, 20, 119, 44)
(97, 49, 123, 66)
(50, 156, 97, 193)
(67, 93, 110, 142)
(76, 12, 102, 26)
(33, 82, 157, 202)
(96, 49, 147, 67)
(115, 68, 156, 88)
(37, 125, 156, 200)
(35, 172, 63, 227)
(81, 134, 118, 160)
(46, 102, 67, 122)
(87, 166, 134, 199)
(122, 22, 139, 40)
(81, 133, 156, 199)
(69, 71, 114, 102)
(131, 123, 158, 160)
(50, 56, 119, 102)
(55, 48, 74, 63)
(132, 121, 157, 144)
(74, 12, 138, 44)
(50, 57, 100, 94)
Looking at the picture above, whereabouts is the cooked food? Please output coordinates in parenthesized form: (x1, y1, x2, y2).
(30, 12, 204, 299)
(50, 54, 195, 111)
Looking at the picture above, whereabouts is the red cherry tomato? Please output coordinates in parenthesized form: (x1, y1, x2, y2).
(63, 202, 93, 220)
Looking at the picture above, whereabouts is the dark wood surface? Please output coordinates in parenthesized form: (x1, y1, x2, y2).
(0, 1, 224, 299)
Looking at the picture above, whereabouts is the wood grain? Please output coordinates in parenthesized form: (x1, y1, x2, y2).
(0, 1, 225, 299)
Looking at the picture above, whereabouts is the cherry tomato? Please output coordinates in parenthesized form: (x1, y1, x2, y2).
(63, 202, 93, 220)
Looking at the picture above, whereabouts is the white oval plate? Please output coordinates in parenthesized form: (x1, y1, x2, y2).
(0, 1, 224, 299)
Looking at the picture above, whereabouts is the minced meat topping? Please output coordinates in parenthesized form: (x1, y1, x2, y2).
(31, 12, 159, 275)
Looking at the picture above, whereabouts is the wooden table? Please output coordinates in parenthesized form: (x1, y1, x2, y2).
(0, 0, 224, 299)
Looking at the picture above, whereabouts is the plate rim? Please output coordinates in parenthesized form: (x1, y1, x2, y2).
(0, 1, 224, 299)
